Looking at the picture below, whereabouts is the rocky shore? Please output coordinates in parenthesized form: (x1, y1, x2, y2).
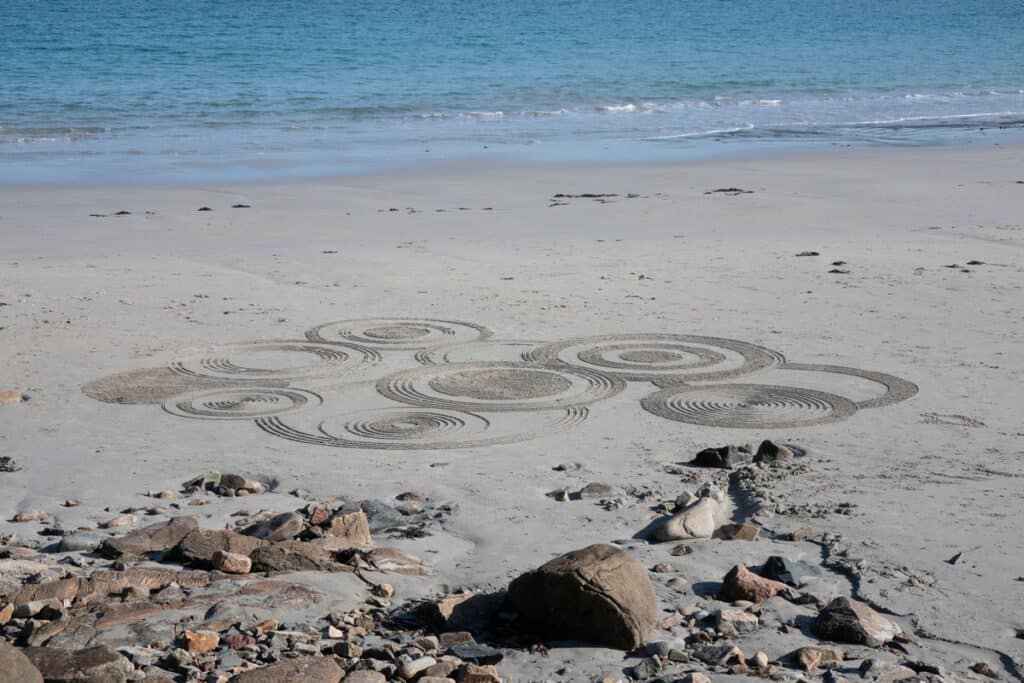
(0, 440, 1013, 683)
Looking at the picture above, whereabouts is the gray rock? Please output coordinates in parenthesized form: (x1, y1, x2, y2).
(22, 645, 133, 683)
(754, 439, 794, 464)
(99, 517, 197, 559)
(241, 512, 303, 542)
(230, 656, 344, 683)
(59, 532, 103, 553)
(762, 555, 822, 587)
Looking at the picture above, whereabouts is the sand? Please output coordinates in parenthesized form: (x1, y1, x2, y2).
(1, 141, 1023, 679)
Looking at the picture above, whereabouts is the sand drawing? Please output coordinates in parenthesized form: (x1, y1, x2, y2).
(83, 318, 918, 449)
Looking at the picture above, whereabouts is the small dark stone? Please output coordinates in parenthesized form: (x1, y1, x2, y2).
(796, 250, 820, 256)
(231, 204, 251, 208)
(447, 643, 504, 665)
(197, 207, 213, 211)
(762, 556, 822, 587)
(691, 445, 752, 469)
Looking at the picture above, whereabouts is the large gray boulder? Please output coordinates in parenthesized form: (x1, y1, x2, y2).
(505, 544, 657, 649)
(230, 656, 344, 682)
(99, 517, 197, 559)
(21, 645, 132, 683)
(813, 597, 899, 647)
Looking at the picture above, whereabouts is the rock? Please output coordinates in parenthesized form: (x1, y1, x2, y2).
(343, 500, 406, 533)
(0, 388, 26, 406)
(792, 646, 844, 672)
(505, 543, 658, 650)
(456, 663, 501, 683)
(327, 510, 372, 546)
(814, 597, 898, 647)
(546, 488, 570, 502)
(180, 629, 219, 653)
(424, 661, 460, 678)
(448, 644, 503, 665)
(439, 632, 476, 648)
(714, 607, 758, 633)
(22, 645, 132, 683)
(100, 517, 198, 559)
(678, 674, 711, 683)
(242, 512, 303, 542)
(859, 660, 917, 683)
(750, 651, 770, 670)
(343, 672, 387, 683)
(174, 528, 264, 567)
(780, 527, 814, 542)
(99, 514, 136, 529)
(762, 556, 822, 587)
(717, 523, 760, 541)
(754, 439, 794, 464)
(420, 592, 504, 633)
(721, 564, 787, 603)
(59, 532, 103, 553)
(651, 563, 674, 573)
(399, 656, 437, 679)
(12, 510, 47, 522)
(340, 546, 429, 575)
(219, 473, 262, 494)
(578, 482, 614, 499)
(693, 643, 745, 666)
(0, 642, 43, 683)
(0, 602, 13, 623)
(250, 541, 334, 572)
(691, 445, 751, 469)
(231, 656, 345, 682)
(419, 678, 456, 683)
(650, 497, 719, 541)
(372, 582, 394, 598)
(971, 662, 1000, 679)
(212, 550, 252, 574)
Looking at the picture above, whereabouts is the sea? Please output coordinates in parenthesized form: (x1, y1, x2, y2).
(2, 0, 1023, 184)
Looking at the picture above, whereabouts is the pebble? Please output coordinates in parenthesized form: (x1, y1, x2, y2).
(99, 514, 136, 529)
(12, 510, 47, 522)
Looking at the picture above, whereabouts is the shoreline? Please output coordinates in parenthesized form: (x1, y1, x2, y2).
(2, 123, 1023, 190)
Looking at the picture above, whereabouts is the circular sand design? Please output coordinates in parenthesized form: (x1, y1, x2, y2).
(306, 318, 492, 350)
(429, 368, 573, 401)
(528, 334, 785, 383)
(256, 406, 588, 450)
(82, 367, 290, 405)
(416, 339, 543, 366)
(377, 362, 624, 412)
(163, 387, 322, 420)
(641, 383, 857, 428)
(169, 341, 380, 381)
(779, 363, 918, 409)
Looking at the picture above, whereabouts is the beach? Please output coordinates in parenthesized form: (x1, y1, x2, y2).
(2, 141, 1023, 680)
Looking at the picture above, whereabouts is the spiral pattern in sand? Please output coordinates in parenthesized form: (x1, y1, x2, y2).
(306, 318, 492, 350)
(641, 383, 857, 428)
(527, 334, 785, 383)
(256, 406, 588, 450)
(163, 387, 322, 420)
(779, 363, 919, 408)
(376, 362, 624, 412)
(169, 341, 381, 381)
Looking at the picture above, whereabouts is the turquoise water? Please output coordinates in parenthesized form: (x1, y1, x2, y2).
(2, 0, 1023, 183)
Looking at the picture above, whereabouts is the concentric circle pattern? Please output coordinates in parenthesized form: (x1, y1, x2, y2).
(256, 406, 588, 450)
(89, 317, 919, 443)
(641, 383, 857, 428)
(377, 362, 625, 412)
(169, 341, 381, 381)
(306, 318, 492, 350)
(163, 387, 322, 420)
(527, 334, 785, 383)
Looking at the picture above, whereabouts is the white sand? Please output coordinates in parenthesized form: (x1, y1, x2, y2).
(2, 142, 1023, 677)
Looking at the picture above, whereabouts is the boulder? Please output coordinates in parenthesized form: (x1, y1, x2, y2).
(174, 528, 264, 567)
(341, 672, 387, 683)
(691, 445, 751, 469)
(754, 439, 794, 464)
(650, 497, 719, 541)
(250, 541, 333, 572)
(21, 645, 132, 683)
(505, 544, 657, 649)
(792, 646, 844, 672)
(241, 512, 303, 543)
(721, 563, 787, 603)
(99, 517, 197, 559)
(813, 597, 898, 647)
(219, 473, 263, 494)
(327, 510, 372, 546)
(0, 642, 43, 683)
(231, 656, 345, 683)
